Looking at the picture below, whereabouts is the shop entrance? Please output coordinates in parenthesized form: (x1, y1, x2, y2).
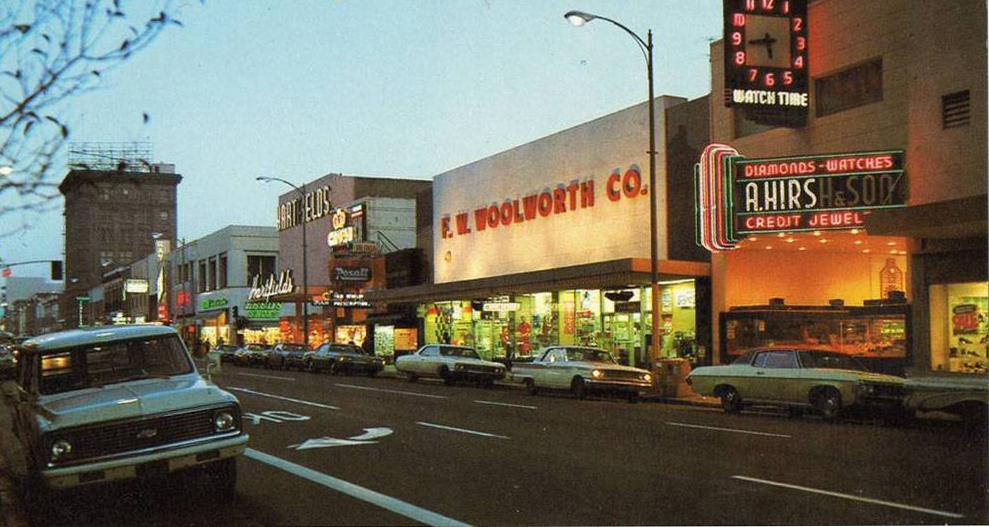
(602, 312, 642, 366)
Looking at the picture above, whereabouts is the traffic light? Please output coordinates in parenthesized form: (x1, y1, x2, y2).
(50, 261, 63, 281)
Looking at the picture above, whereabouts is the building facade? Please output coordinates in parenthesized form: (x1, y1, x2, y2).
(701, 0, 987, 376)
(58, 165, 181, 328)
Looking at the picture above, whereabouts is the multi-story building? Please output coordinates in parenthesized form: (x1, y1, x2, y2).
(58, 164, 181, 327)
(699, 0, 987, 376)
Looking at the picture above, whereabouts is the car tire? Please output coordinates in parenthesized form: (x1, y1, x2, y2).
(524, 378, 538, 396)
(207, 458, 237, 501)
(439, 366, 455, 386)
(814, 388, 843, 422)
(720, 386, 742, 414)
(571, 377, 587, 400)
(406, 372, 418, 382)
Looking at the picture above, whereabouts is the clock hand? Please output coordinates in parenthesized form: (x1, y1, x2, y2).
(748, 32, 777, 59)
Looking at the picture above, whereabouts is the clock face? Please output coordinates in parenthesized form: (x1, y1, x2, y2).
(724, 0, 808, 101)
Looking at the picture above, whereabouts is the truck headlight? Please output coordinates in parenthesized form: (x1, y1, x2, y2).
(641, 373, 652, 383)
(591, 369, 603, 379)
(213, 410, 236, 432)
(856, 383, 876, 396)
(51, 439, 73, 461)
(455, 363, 466, 371)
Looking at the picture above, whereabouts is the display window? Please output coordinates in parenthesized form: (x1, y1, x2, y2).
(239, 327, 281, 346)
(419, 281, 699, 366)
(336, 325, 367, 347)
(929, 282, 988, 374)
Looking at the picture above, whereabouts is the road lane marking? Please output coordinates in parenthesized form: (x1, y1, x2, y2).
(417, 422, 510, 440)
(473, 400, 537, 410)
(234, 372, 296, 381)
(732, 475, 964, 519)
(335, 383, 447, 399)
(245, 448, 470, 527)
(665, 421, 792, 438)
(228, 387, 339, 410)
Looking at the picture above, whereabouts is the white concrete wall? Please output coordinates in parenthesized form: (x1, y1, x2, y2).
(433, 96, 685, 283)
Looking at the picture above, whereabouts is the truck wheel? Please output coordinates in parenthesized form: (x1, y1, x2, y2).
(524, 378, 539, 396)
(720, 386, 742, 414)
(815, 388, 843, 422)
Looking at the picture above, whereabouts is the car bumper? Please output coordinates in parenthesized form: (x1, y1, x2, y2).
(585, 379, 652, 392)
(41, 433, 249, 490)
(453, 371, 505, 381)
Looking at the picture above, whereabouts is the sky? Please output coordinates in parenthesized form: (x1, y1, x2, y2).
(1, 0, 722, 281)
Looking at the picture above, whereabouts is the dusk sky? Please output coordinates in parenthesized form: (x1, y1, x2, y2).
(1, 0, 722, 280)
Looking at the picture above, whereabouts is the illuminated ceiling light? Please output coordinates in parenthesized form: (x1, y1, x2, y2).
(863, 249, 871, 253)
(747, 236, 758, 242)
(798, 247, 807, 251)
(854, 240, 863, 245)
(812, 231, 822, 236)
(777, 233, 786, 238)
(850, 229, 860, 234)
(785, 238, 795, 243)
(765, 246, 773, 250)
(886, 241, 897, 246)
(889, 250, 898, 254)
(819, 239, 828, 243)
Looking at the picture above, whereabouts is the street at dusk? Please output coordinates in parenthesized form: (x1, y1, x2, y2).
(0, 0, 986, 526)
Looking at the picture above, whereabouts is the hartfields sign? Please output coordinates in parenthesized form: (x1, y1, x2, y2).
(248, 270, 296, 302)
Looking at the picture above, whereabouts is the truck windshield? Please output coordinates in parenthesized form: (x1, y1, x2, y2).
(39, 335, 194, 395)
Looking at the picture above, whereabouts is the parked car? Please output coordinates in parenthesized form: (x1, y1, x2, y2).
(686, 347, 905, 421)
(511, 346, 654, 403)
(395, 344, 506, 386)
(304, 343, 384, 376)
(903, 375, 988, 429)
(216, 344, 240, 364)
(6, 325, 248, 506)
(235, 343, 270, 366)
(266, 342, 309, 370)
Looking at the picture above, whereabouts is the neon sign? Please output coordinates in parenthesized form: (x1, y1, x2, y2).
(723, 0, 809, 126)
(695, 148, 907, 251)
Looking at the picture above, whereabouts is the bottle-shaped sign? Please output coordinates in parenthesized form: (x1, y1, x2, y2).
(880, 258, 904, 299)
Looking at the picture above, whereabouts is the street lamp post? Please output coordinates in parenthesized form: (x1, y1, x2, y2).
(565, 10, 661, 369)
(257, 176, 309, 348)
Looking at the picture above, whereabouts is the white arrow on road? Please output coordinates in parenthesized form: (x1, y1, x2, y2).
(289, 427, 393, 450)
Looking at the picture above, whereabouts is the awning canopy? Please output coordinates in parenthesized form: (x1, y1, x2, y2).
(365, 258, 710, 304)
(864, 194, 987, 239)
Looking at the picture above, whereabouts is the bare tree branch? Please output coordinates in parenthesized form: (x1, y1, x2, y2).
(0, 0, 184, 229)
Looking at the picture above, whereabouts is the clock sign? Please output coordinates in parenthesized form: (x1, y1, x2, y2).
(723, 0, 809, 126)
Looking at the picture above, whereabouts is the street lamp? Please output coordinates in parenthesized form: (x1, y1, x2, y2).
(565, 10, 661, 368)
(257, 176, 309, 348)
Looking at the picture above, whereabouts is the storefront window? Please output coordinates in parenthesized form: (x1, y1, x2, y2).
(929, 282, 988, 374)
(418, 280, 698, 366)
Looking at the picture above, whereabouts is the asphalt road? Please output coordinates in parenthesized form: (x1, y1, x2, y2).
(2, 363, 986, 526)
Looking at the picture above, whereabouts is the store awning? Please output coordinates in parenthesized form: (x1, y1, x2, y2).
(864, 194, 987, 239)
(365, 258, 710, 304)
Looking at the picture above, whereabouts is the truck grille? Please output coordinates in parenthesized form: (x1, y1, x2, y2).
(50, 407, 232, 465)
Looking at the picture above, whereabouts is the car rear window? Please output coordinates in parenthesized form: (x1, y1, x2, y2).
(39, 335, 193, 395)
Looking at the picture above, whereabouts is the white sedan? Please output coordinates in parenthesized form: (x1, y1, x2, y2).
(511, 346, 654, 403)
(395, 344, 506, 386)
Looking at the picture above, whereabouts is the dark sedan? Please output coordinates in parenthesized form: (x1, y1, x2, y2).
(266, 343, 309, 370)
(216, 344, 240, 364)
(234, 343, 270, 366)
(305, 343, 384, 377)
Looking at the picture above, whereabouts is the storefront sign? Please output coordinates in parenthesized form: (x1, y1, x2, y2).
(248, 270, 296, 302)
(723, 0, 809, 126)
(349, 242, 377, 253)
(328, 226, 354, 247)
(311, 291, 372, 308)
(200, 298, 229, 310)
(695, 147, 907, 251)
(276, 185, 332, 232)
(334, 266, 371, 282)
(438, 168, 647, 240)
(124, 279, 149, 294)
(614, 301, 641, 313)
(483, 302, 520, 312)
(245, 302, 282, 319)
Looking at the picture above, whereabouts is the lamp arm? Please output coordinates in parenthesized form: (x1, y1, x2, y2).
(591, 14, 651, 65)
